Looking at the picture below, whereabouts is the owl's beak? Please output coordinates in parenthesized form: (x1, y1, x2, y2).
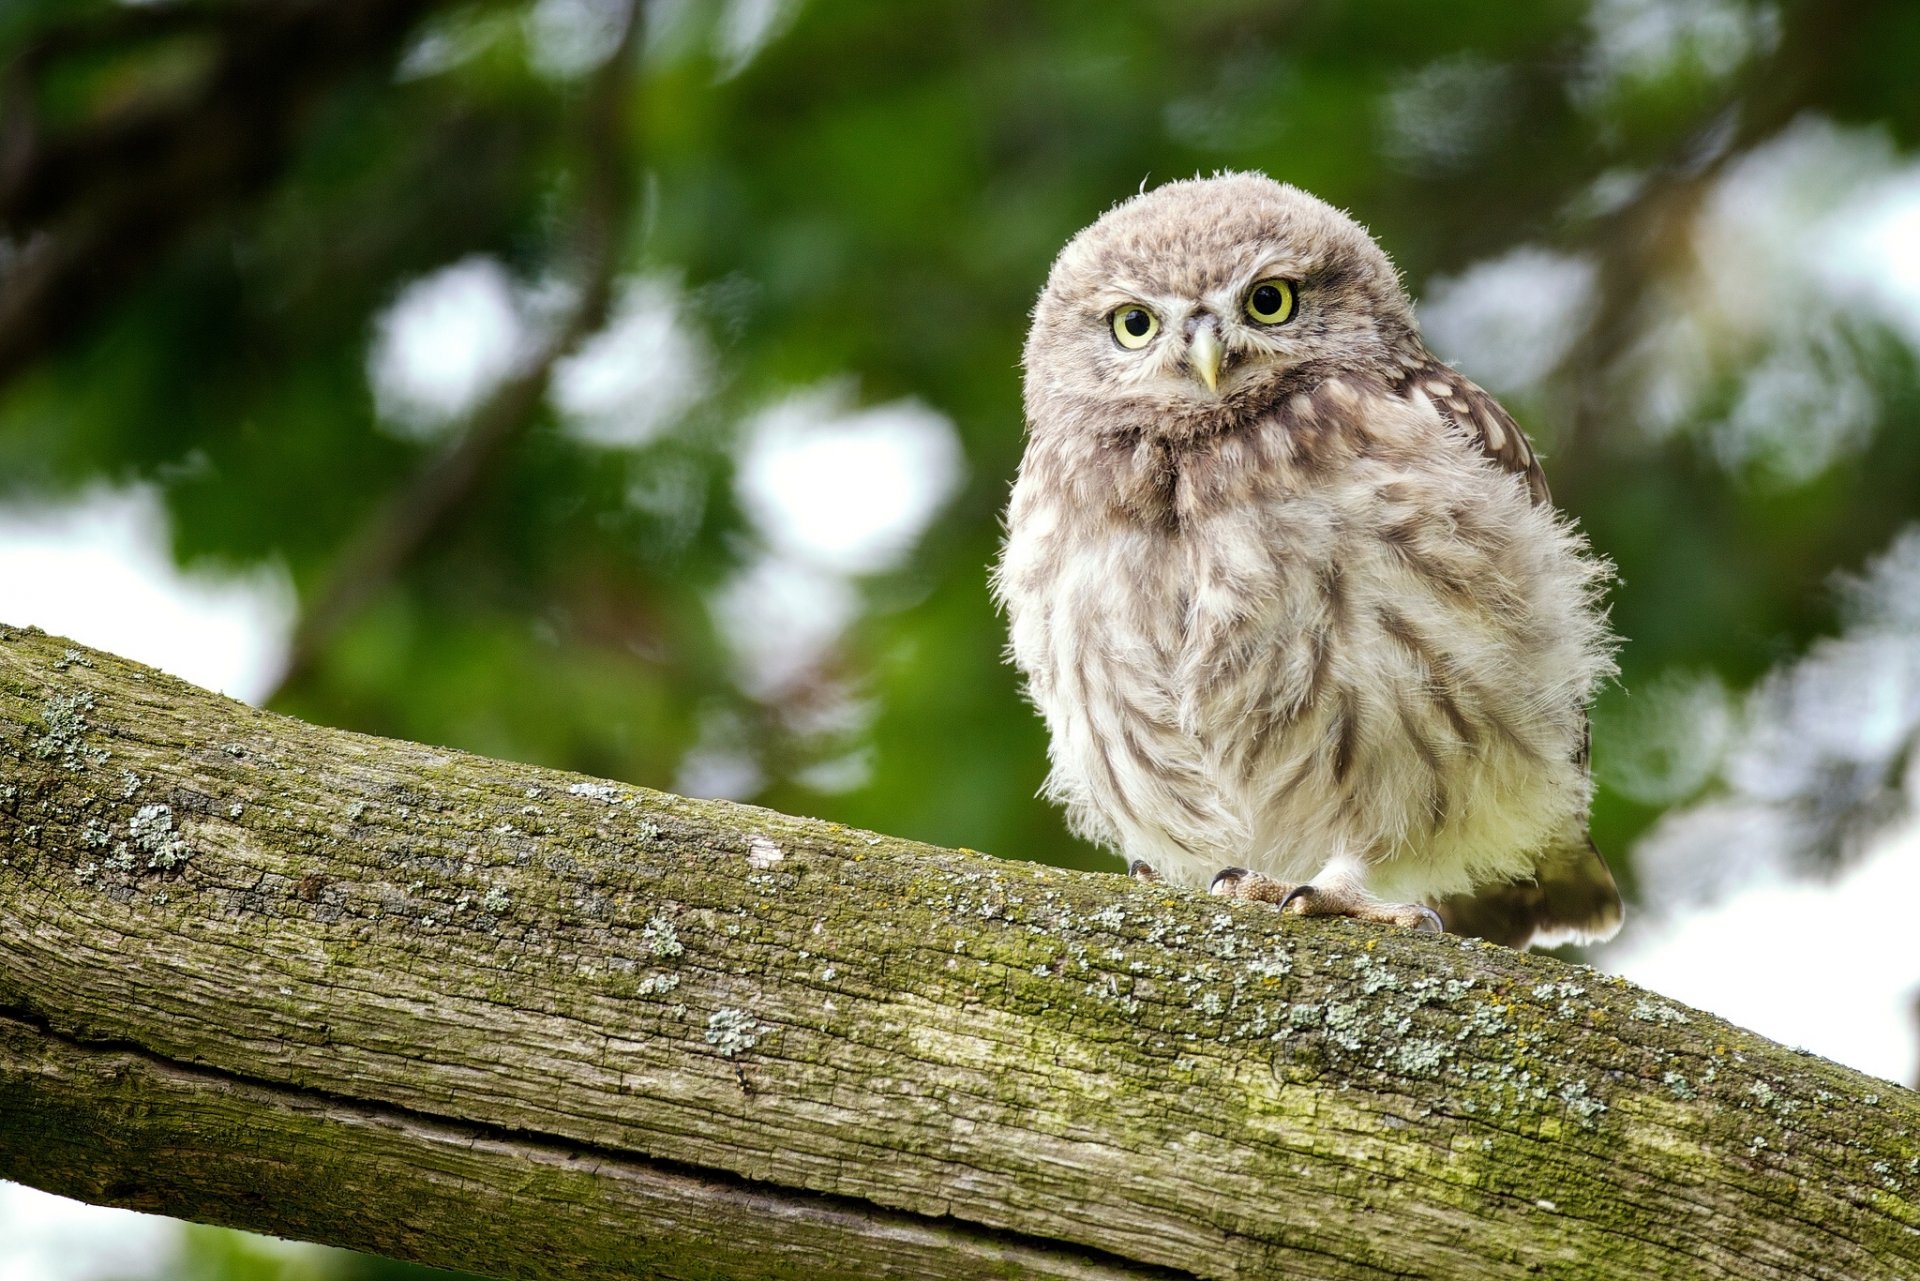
(1187, 327, 1224, 395)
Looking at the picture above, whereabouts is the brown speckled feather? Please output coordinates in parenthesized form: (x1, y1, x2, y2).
(1393, 355, 1551, 506)
(1392, 355, 1621, 946)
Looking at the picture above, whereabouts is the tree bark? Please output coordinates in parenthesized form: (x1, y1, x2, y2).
(0, 625, 1915, 1280)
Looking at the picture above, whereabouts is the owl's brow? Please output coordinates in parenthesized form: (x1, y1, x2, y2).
(1088, 284, 1173, 313)
(1308, 259, 1360, 292)
(1238, 254, 1312, 285)
(1098, 254, 1321, 308)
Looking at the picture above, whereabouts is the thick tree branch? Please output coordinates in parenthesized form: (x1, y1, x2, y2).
(1, 624, 1917, 1280)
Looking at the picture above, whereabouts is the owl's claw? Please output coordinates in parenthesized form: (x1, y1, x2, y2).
(1128, 859, 1161, 883)
(1208, 867, 1297, 903)
(1214, 870, 1443, 933)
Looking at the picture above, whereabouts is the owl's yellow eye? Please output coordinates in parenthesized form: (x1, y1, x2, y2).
(1245, 279, 1297, 325)
(1111, 305, 1159, 350)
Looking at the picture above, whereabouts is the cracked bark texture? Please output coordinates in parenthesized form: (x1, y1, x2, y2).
(1, 625, 1917, 1281)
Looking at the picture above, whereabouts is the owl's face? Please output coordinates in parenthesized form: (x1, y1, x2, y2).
(1024, 173, 1417, 435)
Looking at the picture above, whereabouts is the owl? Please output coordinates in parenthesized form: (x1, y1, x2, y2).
(993, 172, 1621, 948)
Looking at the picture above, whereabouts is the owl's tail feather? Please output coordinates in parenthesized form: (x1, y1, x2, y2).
(1428, 832, 1623, 950)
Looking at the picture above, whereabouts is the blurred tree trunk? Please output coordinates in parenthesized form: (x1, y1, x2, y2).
(0, 0, 454, 387)
(0, 625, 1916, 1281)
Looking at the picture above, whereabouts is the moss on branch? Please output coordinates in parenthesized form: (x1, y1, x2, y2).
(0, 623, 1916, 1280)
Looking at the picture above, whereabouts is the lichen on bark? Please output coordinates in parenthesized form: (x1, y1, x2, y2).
(1, 623, 1917, 1280)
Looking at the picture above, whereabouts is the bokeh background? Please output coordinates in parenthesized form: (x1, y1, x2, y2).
(5, 0, 1920, 1276)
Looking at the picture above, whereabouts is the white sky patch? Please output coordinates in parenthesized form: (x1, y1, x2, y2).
(792, 746, 872, 794)
(1726, 526, 1920, 811)
(1609, 524, 1920, 1083)
(1729, 630, 1920, 806)
(0, 1184, 179, 1281)
(1579, 0, 1777, 101)
(1570, 167, 1647, 221)
(369, 256, 535, 440)
(396, 8, 514, 81)
(1627, 526, 1920, 908)
(1611, 117, 1920, 484)
(735, 382, 965, 576)
(0, 485, 293, 703)
(1418, 247, 1597, 397)
(552, 276, 712, 447)
(1689, 118, 1906, 369)
(780, 677, 876, 794)
(642, 0, 801, 76)
(524, 0, 630, 80)
(1626, 796, 1805, 917)
(1413, 120, 1920, 493)
(712, 552, 861, 699)
(714, 0, 802, 79)
(1607, 809, 1920, 1085)
(1822, 165, 1920, 354)
(673, 704, 766, 800)
(1708, 328, 1875, 486)
(704, 377, 959, 781)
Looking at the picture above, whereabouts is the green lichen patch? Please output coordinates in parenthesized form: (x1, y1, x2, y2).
(705, 1007, 763, 1058)
(51, 648, 92, 672)
(641, 914, 683, 959)
(1631, 996, 1691, 1026)
(128, 804, 192, 870)
(34, 691, 108, 770)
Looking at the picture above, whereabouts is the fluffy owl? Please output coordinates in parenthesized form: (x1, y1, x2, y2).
(993, 172, 1621, 948)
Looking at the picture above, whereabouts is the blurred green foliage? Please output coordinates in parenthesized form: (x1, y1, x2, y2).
(7, 0, 1920, 1274)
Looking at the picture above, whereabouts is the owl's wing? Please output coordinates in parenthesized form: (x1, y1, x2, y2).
(1429, 825, 1623, 949)
(1397, 355, 1622, 948)
(1395, 355, 1551, 506)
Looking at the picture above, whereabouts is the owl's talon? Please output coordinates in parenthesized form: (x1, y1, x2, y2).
(1129, 860, 1161, 883)
(1211, 869, 1444, 932)
(1275, 881, 1447, 933)
(1209, 868, 1296, 903)
(1208, 866, 1251, 894)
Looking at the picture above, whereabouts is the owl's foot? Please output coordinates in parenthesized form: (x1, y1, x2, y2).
(1128, 860, 1162, 883)
(1209, 867, 1442, 933)
(1206, 866, 1296, 903)
(1279, 883, 1444, 933)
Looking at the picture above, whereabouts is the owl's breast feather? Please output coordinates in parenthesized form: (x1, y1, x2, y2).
(996, 392, 1614, 897)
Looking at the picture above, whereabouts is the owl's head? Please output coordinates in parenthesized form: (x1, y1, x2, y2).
(1024, 172, 1416, 436)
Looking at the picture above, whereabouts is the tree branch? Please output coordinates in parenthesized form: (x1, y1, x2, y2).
(1, 624, 1917, 1280)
